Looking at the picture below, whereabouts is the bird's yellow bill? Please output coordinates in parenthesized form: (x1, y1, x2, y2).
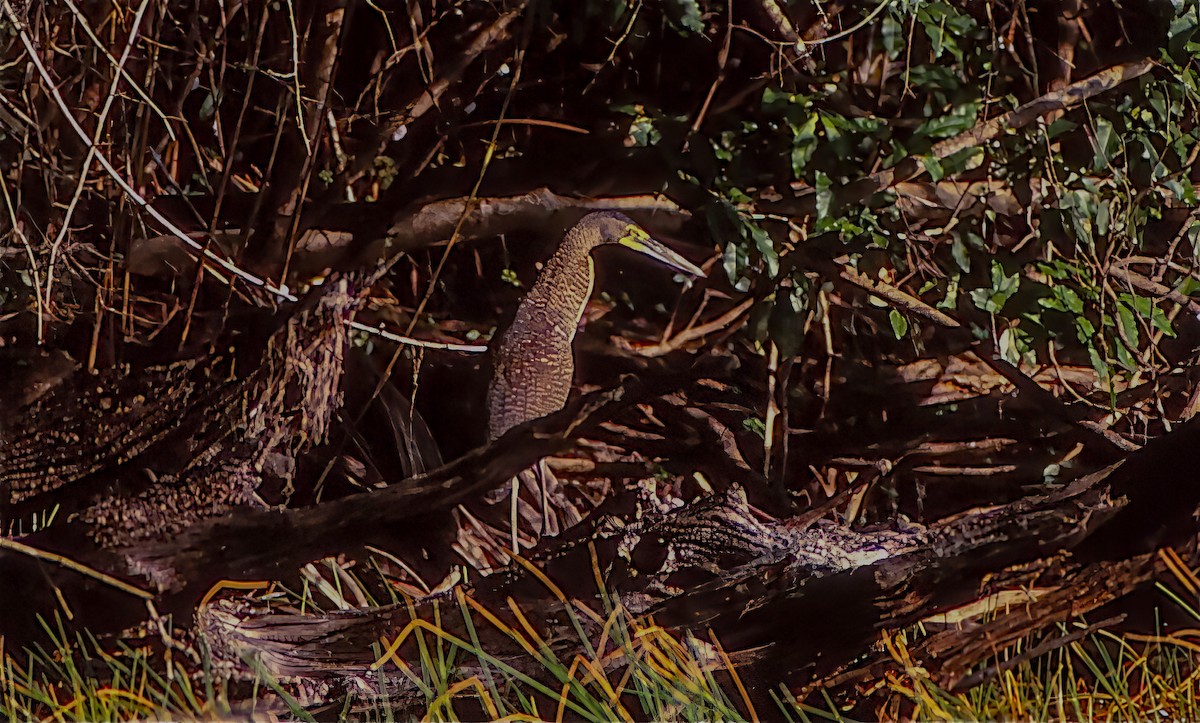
(618, 228, 705, 277)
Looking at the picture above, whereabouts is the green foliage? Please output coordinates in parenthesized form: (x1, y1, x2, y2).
(673, 0, 1200, 393)
(662, 0, 706, 34)
(969, 261, 1020, 315)
(889, 309, 909, 339)
(743, 416, 767, 439)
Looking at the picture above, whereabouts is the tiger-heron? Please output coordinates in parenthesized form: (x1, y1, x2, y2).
(487, 210, 705, 440)
(484, 211, 704, 547)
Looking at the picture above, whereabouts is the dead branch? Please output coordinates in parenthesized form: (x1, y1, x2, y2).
(0, 355, 729, 642)
(195, 414, 1200, 699)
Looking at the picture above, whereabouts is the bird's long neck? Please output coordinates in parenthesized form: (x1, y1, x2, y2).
(525, 223, 604, 333)
(485, 223, 606, 440)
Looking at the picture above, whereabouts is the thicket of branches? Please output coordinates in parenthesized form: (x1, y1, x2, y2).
(1, 0, 1196, 408)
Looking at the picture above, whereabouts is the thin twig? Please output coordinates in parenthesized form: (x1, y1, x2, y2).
(346, 320, 487, 352)
(0, 171, 44, 341)
(405, 35, 526, 334)
(634, 297, 755, 357)
(756, 0, 803, 48)
(282, 0, 312, 156)
(838, 265, 961, 328)
(779, 58, 1156, 213)
(61, 0, 175, 141)
(932, 58, 1155, 160)
(0, 537, 152, 600)
(684, 0, 733, 150)
(0, 0, 296, 301)
(44, 0, 152, 318)
(807, 0, 895, 48)
(1106, 264, 1200, 315)
(459, 118, 589, 134)
(394, 4, 526, 136)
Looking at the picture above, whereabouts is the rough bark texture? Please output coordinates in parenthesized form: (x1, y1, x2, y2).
(195, 418, 1200, 713)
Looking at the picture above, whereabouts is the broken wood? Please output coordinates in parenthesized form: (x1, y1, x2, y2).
(195, 413, 1200, 708)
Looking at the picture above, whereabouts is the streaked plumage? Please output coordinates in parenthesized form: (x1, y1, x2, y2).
(487, 211, 704, 440)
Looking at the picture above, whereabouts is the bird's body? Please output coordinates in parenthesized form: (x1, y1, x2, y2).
(487, 226, 597, 440)
(486, 211, 703, 440)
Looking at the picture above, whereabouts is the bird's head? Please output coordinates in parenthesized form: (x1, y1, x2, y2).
(582, 211, 706, 277)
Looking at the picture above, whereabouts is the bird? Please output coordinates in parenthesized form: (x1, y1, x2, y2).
(482, 210, 704, 550)
(487, 210, 705, 440)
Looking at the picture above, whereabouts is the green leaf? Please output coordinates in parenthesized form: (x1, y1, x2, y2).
(1092, 117, 1120, 171)
(1121, 292, 1177, 338)
(939, 146, 984, 176)
(1087, 344, 1111, 386)
(722, 241, 751, 292)
(1151, 305, 1177, 337)
(815, 171, 833, 221)
(749, 223, 779, 277)
(1039, 285, 1084, 314)
(889, 309, 909, 339)
(1114, 335, 1137, 371)
(663, 0, 704, 34)
(1115, 301, 1139, 349)
(743, 417, 767, 439)
(1046, 118, 1079, 139)
(969, 261, 1020, 314)
(882, 15, 904, 58)
(951, 235, 971, 273)
(915, 106, 979, 140)
(628, 116, 661, 147)
(921, 155, 945, 181)
(937, 274, 960, 310)
(998, 326, 1020, 365)
(790, 114, 820, 177)
(1075, 317, 1096, 344)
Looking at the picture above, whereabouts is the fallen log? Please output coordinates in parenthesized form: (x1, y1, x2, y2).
(0, 353, 729, 643)
(196, 414, 1200, 710)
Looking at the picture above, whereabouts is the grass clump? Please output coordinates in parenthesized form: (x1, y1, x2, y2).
(2, 617, 226, 721)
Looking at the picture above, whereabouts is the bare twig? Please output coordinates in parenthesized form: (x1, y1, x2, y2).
(460, 118, 589, 135)
(44, 0, 151, 319)
(61, 0, 175, 141)
(346, 319, 487, 352)
(1106, 264, 1200, 316)
(0, 0, 296, 301)
(632, 297, 755, 357)
(0, 537, 152, 600)
(838, 265, 961, 328)
(933, 59, 1154, 160)
(807, 0, 894, 49)
(390, 4, 526, 138)
(405, 29, 535, 337)
(779, 59, 1156, 214)
(684, 0, 733, 149)
(756, 0, 803, 49)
